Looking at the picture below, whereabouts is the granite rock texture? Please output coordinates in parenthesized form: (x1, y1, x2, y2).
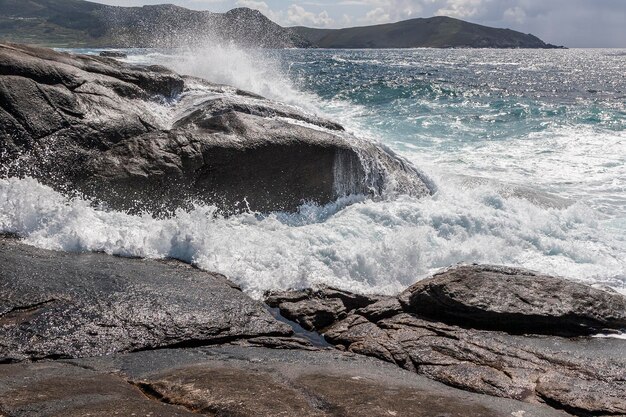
(0, 237, 292, 362)
(0, 347, 573, 417)
(0, 43, 433, 214)
(267, 265, 626, 416)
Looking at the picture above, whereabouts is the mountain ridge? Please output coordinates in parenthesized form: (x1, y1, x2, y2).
(291, 16, 563, 49)
(0, 0, 563, 48)
(0, 0, 312, 47)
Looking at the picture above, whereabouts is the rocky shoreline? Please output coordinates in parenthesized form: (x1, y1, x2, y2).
(267, 267, 626, 416)
(1, 236, 624, 416)
(1, 44, 625, 416)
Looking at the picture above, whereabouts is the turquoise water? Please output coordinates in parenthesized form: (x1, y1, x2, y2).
(2, 47, 624, 297)
(279, 49, 626, 217)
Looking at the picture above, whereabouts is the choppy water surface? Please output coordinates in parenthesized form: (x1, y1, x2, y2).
(2, 47, 625, 297)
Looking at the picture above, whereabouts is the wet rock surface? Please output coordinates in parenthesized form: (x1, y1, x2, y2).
(1, 237, 624, 416)
(0, 43, 433, 214)
(324, 314, 626, 417)
(399, 264, 626, 336)
(0, 237, 292, 362)
(0, 347, 572, 417)
(268, 265, 626, 417)
(99, 51, 128, 59)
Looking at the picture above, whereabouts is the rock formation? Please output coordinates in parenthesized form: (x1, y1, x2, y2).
(0, 43, 433, 214)
(399, 264, 626, 336)
(1, 43, 623, 417)
(0, 237, 293, 362)
(267, 266, 626, 417)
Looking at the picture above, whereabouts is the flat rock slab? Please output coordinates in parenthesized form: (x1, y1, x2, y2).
(399, 264, 626, 335)
(0, 237, 291, 362)
(0, 361, 198, 417)
(0, 347, 573, 417)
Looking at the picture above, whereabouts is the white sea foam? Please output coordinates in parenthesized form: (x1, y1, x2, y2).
(152, 45, 323, 114)
(20, 47, 624, 299)
(1, 176, 624, 299)
(593, 333, 626, 340)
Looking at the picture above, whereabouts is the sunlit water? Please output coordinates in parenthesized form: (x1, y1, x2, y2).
(2, 46, 624, 298)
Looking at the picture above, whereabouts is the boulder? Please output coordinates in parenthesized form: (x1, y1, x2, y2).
(0, 237, 292, 362)
(0, 43, 433, 214)
(398, 264, 626, 336)
(0, 346, 573, 417)
(99, 51, 128, 59)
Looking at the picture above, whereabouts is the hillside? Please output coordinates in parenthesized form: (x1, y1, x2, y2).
(0, 0, 560, 49)
(0, 0, 311, 47)
(292, 16, 562, 49)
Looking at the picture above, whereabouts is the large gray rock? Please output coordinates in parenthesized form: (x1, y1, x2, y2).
(325, 314, 626, 417)
(0, 43, 432, 214)
(267, 265, 626, 416)
(0, 347, 572, 417)
(398, 264, 626, 336)
(0, 237, 292, 362)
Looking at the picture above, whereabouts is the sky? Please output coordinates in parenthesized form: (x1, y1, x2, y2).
(94, 0, 626, 47)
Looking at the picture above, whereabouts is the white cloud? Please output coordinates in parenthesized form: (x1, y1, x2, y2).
(349, 0, 423, 25)
(360, 7, 390, 24)
(435, 0, 488, 18)
(286, 5, 334, 26)
(342, 13, 354, 26)
(235, 0, 334, 27)
(503, 6, 526, 24)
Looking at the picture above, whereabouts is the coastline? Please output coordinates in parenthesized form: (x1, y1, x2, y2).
(1, 44, 625, 416)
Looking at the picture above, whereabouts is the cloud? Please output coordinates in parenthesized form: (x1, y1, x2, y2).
(286, 5, 334, 26)
(349, 0, 422, 25)
(360, 7, 390, 24)
(503, 6, 526, 24)
(235, 0, 334, 27)
(435, 0, 488, 19)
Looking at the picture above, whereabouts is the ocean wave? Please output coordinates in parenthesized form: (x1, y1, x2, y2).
(2, 176, 623, 299)
(27, 47, 625, 299)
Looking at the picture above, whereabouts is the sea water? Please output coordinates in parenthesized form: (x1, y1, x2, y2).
(1, 47, 624, 298)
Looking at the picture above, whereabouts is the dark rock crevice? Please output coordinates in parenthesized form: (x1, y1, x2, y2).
(130, 331, 303, 354)
(131, 381, 197, 414)
(0, 299, 59, 326)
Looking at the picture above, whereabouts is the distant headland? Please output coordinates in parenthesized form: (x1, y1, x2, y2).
(0, 0, 565, 49)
